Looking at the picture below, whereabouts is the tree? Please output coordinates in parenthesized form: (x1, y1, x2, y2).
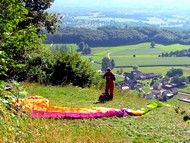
(111, 59, 115, 68)
(0, 0, 40, 79)
(133, 65, 138, 71)
(82, 43, 91, 54)
(78, 42, 86, 51)
(150, 79, 155, 86)
(171, 76, 187, 86)
(22, 0, 61, 33)
(150, 41, 155, 48)
(101, 57, 111, 72)
(0, 0, 61, 80)
(166, 68, 183, 77)
(51, 52, 98, 87)
(82, 47, 91, 54)
(119, 68, 123, 75)
(129, 71, 135, 80)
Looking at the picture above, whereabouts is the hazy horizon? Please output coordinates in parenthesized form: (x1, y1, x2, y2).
(51, 0, 190, 10)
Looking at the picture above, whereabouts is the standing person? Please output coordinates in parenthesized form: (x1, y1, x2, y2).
(103, 67, 116, 100)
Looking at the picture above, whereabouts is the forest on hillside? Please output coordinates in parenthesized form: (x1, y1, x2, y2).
(45, 26, 190, 47)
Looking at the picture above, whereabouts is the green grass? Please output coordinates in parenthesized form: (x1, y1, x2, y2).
(43, 43, 190, 68)
(114, 57, 190, 67)
(84, 43, 190, 67)
(112, 66, 190, 82)
(111, 46, 164, 56)
(44, 43, 78, 51)
(1, 83, 190, 143)
(91, 43, 190, 56)
(178, 84, 190, 93)
(157, 44, 190, 52)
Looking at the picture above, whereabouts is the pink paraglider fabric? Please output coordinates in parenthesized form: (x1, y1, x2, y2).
(12, 96, 144, 119)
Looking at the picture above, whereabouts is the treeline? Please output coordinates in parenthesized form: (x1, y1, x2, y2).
(159, 48, 190, 57)
(45, 26, 190, 47)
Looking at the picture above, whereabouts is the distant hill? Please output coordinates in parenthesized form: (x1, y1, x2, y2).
(45, 26, 190, 47)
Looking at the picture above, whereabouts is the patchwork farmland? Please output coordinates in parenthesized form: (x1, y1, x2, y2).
(82, 43, 190, 68)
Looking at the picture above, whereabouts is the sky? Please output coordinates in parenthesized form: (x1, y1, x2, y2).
(51, 0, 190, 8)
(49, 0, 190, 15)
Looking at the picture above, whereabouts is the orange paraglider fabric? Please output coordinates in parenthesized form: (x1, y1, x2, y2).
(12, 96, 144, 119)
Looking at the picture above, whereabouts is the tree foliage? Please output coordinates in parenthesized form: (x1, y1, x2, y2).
(22, 0, 62, 33)
(0, 0, 41, 79)
(0, 0, 61, 80)
(160, 48, 190, 57)
(111, 59, 115, 68)
(0, 0, 99, 87)
(26, 47, 55, 84)
(82, 46, 91, 54)
(166, 68, 183, 77)
(45, 26, 190, 47)
(133, 65, 139, 71)
(150, 41, 155, 48)
(171, 76, 188, 86)
(78, 42, 86, 51)
(51, 52, 98, 87)
(101, 57, 111, 72)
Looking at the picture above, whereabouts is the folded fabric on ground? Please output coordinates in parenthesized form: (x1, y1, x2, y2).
(12, 96, 144, 119)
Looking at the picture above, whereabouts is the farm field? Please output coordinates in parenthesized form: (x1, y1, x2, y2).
(45, 43, 190, 68)
(113, 66, 190, 75)
(44, 43, 190, 77)
(114, 57, 190, 67)
(45, 43, 190, 79)
(44, 43, 78, 51)
(112, 66, 190, 82)
(79, 43, 190, 76)
(85, 43, 190, 66)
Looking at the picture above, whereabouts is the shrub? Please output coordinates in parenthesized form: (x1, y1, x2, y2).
(166, 68, 183, 77)
(2, 45, 100, 87)
(51, 52, 99, 87)
(26, 47, 55, 84)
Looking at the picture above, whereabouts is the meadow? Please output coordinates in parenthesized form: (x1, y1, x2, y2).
(80, 43, 190, 81)
(85, 43, 190, 67)
(1, 83, 190, 143)
(47, 43, 190, 80)
(46, 43, 190, 68)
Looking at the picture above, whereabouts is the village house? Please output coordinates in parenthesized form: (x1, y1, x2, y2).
(117, 71, 179, 101)
(150, 87, 178, 101)
(152, 83, 162, 90)
(124, 71, 162, 81)
(116, 81, 130, 91)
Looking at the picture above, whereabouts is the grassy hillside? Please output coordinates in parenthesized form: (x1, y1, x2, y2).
(1, 83, 190, 143)
(114, 57, 190, 67)
(44, 44, 78, 51)
(81, 43, 190, 67)
(43, 43, 190, 70)
(79, 43, 190, 82)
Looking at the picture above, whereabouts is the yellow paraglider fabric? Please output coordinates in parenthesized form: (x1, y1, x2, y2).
(12, 96, 144, 119)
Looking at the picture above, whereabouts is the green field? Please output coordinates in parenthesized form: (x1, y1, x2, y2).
(45, 43, 190, 68)
(91, 43, 190, 56)
(80, 43, 190, 72)
(44, 43, 78, 51)
(44, 43, 190, 75)
(114, 57, 190, 67)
